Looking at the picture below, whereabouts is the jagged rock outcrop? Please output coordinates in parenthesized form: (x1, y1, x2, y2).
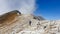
(33, 15, 45, 20)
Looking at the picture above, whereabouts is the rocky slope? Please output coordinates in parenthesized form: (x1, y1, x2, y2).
(0, 10, 60, 34)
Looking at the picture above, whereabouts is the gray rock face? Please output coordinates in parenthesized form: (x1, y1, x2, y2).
(33, 15, 45, 21)
(10, 10, 21, 14)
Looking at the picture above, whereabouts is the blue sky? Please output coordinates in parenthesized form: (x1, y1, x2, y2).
(34, 0, 60, 20)
(0, 0, 60, 20)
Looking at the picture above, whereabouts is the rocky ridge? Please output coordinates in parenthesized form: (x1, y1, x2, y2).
(0, 10, 60, 34)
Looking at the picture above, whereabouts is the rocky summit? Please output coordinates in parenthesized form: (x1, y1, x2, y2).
(0, 10, 60, 34)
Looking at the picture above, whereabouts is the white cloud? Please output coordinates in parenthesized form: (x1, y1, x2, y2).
(0, 0, 9, 15)
(0, 0, 36, 15)
(19, 0, 36, 14)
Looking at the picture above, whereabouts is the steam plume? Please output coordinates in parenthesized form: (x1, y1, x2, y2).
(0, 0, 36, 15)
